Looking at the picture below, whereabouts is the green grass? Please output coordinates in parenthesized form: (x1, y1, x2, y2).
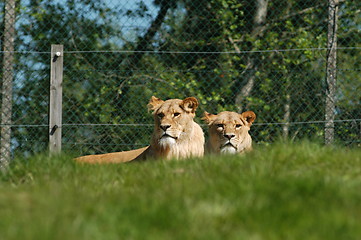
(1, 141, 361, 240)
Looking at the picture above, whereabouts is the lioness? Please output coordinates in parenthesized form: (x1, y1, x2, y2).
(202, 111, 256, 154)
(75, 96, 205, 163)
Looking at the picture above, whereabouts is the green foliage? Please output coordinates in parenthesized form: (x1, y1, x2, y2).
(1, 142, 361, 239)
(4, 0, 360, 158)
(154, 0, 330, 142)
(12, 0, 133, 156)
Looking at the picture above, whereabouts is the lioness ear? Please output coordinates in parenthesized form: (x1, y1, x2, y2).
(202, 111, 217, 124)
(181, 97, 199, 113)
(148, 96, 164, 111)
(241, 111, 256, 125)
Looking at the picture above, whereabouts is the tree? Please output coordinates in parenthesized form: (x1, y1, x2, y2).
(1, 0, 16, 169)
(325, 0, 338, 145)
(130, 0, 358, 144)
(13, 0, 127, 156)
(5, 0, 360, 158)
(13, 0, 178, 156)
(145, 0, 330, 141)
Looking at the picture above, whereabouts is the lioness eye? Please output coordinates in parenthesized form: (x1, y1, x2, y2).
(157, 113, 164, 118)
(236, 124, 242, 128)
(217, 124, 224, 128)
(174, 112, 180, 117)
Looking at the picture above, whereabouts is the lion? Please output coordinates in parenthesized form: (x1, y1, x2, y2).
(75, 96, 205, 163)
(202, 111, 256, 154)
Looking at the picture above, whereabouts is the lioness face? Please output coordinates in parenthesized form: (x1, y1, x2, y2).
(203, 111, 256, 154)
(148, 96, 199, 149)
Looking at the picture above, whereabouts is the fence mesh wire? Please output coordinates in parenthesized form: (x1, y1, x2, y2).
(1, 0, 360, 163)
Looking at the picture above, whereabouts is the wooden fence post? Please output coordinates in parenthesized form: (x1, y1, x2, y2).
(49, 44, 63, 153)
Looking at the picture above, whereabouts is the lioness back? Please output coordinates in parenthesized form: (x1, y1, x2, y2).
(75, 147, 149, 164)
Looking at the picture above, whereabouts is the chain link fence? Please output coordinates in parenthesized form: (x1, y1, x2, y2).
(1, 0, 360, 164)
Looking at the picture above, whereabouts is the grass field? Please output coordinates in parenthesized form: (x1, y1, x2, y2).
(1, 141, 360, 240)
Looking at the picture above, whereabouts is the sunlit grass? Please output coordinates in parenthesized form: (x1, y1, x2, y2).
(1, 141, 360, 240)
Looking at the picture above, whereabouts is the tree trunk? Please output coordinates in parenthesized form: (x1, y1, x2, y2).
(235, 58, 257, 112)
(1, 0, 16, 170)
(117, 0, 172, 101)
(235, 0, 268, 112)
(283, 93, 291, 139)
(121, 0, 172, 73)
(325, 0, 338, 145)
(281, 1, 293, 140)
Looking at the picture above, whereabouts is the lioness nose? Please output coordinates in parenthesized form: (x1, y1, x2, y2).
(224, 134, 235, 140)
(160, 125, 171, 131)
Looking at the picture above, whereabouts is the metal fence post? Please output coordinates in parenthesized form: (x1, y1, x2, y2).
(49, 44, 63, 153)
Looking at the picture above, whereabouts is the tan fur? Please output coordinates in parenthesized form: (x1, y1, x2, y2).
(202, 111, 256, 155)
(75, 96, 205, 164)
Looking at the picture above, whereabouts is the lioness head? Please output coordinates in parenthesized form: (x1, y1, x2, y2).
(148, 96, 204, 158)
(203, 111, 256, 154)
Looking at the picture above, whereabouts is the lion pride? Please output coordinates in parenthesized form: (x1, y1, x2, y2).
(202, 111, 256, 154)
(75, 96, 205, 163)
